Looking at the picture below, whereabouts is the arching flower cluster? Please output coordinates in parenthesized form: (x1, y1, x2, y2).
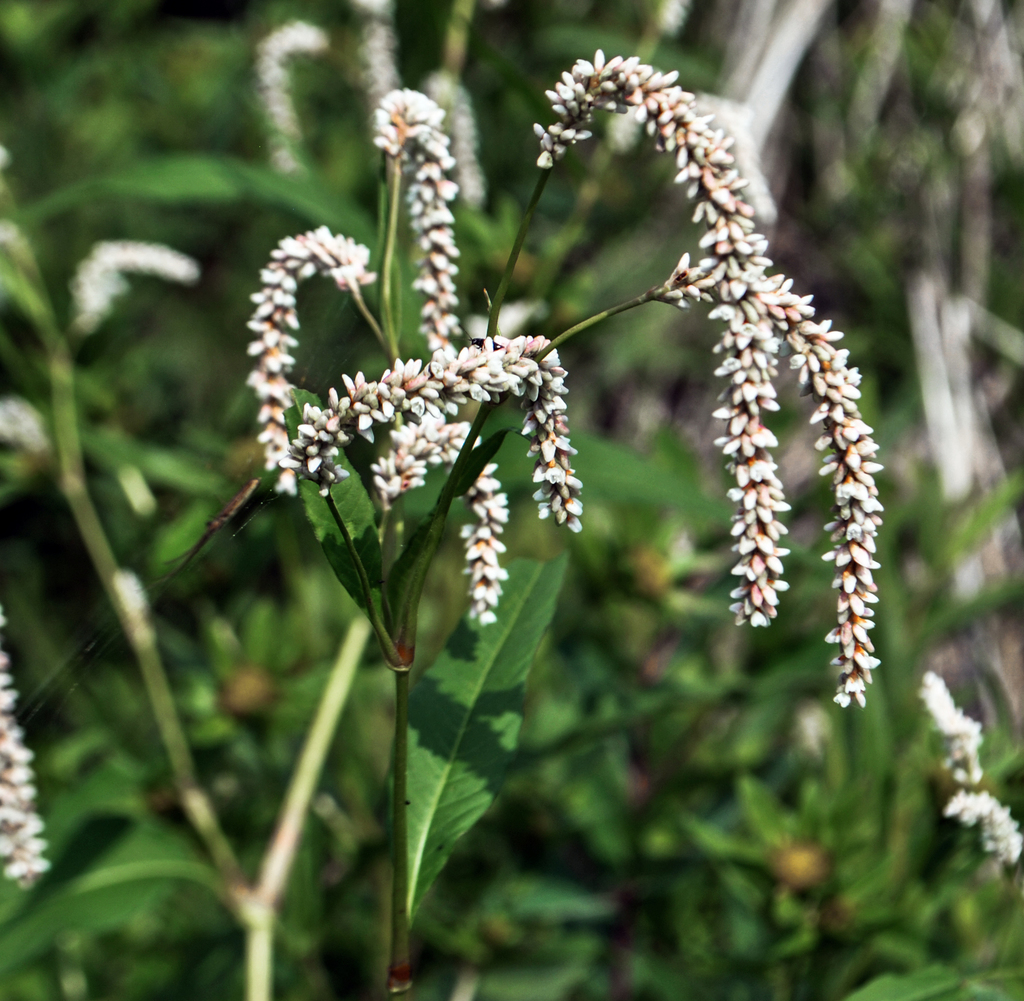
(374, 89, 462, 352)
(283, 334, 576, 528)
(535, 51, 883, 705)
(246, 227, 376, 495)
(0, 606, 48, 887)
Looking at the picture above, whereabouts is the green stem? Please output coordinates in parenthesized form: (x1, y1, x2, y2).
(394, 404, 491, 651)
(529, 144, 613, 302)
(242, 901, 274, 1001)
(48, 341, 245, 892)
(325, 492, 402, 666)
(387, 669, 412, 995)
(485, 171, 550, 341)
(381, 161, 403, 359)
(349, 281, 390, 360)
(255, 617, 372, 908)
(538, 288, 661, 360)
(442, 0, 476, 77)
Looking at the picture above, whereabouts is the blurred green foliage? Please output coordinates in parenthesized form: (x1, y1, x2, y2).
(1, 0, 1024, 999)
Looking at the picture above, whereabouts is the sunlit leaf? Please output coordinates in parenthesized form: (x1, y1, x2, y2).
(406, 554, 568, 917)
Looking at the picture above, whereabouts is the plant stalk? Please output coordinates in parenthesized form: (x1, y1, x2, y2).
(349, 281, 390, 360)
(485, 171, 550, 341)
(48, 340, 246, 892)
(242, 899, 275, 1001)
(255, 616, 372, 908)
(387, 668, 412, 994)
(381, 159, 404, 359)
(442, 0, 476, 78)
(538, 288, 661, 360)
(325, 492, 403, 666)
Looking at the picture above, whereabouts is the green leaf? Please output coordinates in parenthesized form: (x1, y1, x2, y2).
(16, 155, 374, 243)
(0, 817, 216, 977)
(844, 967, 965, 1001)
(406, 554, 568, 917)
(944, 471, 1024, 565)
(286, 391, 385, 620)
(737, 775, 794, 848)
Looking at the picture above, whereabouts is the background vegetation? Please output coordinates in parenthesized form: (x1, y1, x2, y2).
(1, 0, 1024, 998)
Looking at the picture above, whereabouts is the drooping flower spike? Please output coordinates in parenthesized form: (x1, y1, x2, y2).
(374, 89, 463, 353)
(246, 227, 376, 494)
(535, 51, 883, 705)
(0, 606, 49, 887)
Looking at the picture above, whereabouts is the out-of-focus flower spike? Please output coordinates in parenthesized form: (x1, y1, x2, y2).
(255, 21, 329, 174)
(0, 396, 49, 457)
(350, 0, 401, 114)
(920, 671, 984, 785)
(425, 71, 487, 209)
(0, 605, 49, 887)
(69, 242, 199, 336)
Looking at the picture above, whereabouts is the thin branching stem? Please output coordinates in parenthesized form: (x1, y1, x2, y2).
(381, 159, 403, 359)
(256, 616, 372, 907)
(48, 340, 246, 892)
(486, 171, 550, 341)
(350, 281, 390, 359)
(539, 287, 662, 360)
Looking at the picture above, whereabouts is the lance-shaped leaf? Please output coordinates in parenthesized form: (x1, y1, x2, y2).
(406, 554, 568, 917)
(286, 390, 385, 622)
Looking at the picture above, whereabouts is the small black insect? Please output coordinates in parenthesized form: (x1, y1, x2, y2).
(470, 337, 486, 348)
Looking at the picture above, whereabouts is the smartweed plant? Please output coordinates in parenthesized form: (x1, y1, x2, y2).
(253, 45, 886, 995)
(0, 25, 906, 1001)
